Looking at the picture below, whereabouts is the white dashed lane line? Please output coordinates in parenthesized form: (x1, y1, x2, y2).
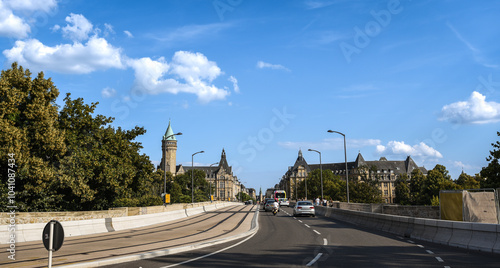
(313, 230, 321, 235)
(400, 237, 447, 266)
(304, 224, 311, 228)
(323, 238, 327, 245)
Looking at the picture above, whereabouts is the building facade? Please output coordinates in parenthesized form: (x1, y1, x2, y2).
(280, 150, 428, 203)
(158, 121, 243, 201)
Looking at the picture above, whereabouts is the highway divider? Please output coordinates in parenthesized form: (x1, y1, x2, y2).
(1, 202, 238, 244)
(314, 205, 500, 254)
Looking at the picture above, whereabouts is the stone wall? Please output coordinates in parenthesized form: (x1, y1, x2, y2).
(381, 204, 440, 219)
(0, 201, 223, 224)
(328, 202, 439, 219)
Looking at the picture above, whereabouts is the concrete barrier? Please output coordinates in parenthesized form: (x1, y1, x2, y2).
(1, 202, 237, 244)
(318, 205, 500, 254)
(185, 207, 205, 217)
(203, 204, 217, 212)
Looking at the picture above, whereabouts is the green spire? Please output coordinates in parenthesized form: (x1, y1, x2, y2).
(163, 120, 176, 140)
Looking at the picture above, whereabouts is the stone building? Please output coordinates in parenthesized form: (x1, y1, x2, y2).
(280, 149, 428, 203)
(158, 121, 243, 201)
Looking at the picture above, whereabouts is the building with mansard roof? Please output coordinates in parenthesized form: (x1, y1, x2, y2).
(279, 149, 428, 203)
(158, 121, 243, 201)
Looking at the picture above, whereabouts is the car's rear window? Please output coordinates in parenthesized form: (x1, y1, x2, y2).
(298, 202, 312, 206)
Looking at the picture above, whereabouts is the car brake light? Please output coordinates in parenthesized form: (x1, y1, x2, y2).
(297, 206, 302, 209)
(310, 207, 314, 209)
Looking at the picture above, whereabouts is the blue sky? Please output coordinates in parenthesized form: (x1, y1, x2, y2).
(2, 0, 500, 191)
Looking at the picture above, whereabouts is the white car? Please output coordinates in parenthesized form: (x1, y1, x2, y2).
(279, 200, 289, 207)
(293, 201, 315, 217)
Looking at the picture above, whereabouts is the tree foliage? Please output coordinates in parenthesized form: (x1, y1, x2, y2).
(480, 131, 500, 188)
(0, 63, 163, 211)
(394, 173, 410, 205)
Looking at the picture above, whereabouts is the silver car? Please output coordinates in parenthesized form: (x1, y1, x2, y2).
(293, 201, 315, 217)
(264, 200, 279, 212)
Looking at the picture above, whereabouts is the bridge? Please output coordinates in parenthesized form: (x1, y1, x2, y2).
(3, 202, 500, 267)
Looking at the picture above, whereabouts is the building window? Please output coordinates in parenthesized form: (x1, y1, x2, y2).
(384, 190, 388, 195)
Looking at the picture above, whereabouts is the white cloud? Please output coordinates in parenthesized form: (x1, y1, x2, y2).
(439, 91, 500, 124)
(3, 0, 57, 13)
(447, 22, 498, 68)
(279, 138, 381, 151)
(3, 37, 125, 74)
(228, 75, 239, 93)
(256, 61, 290, 72)
(304, 1, 335, 10)
(453, 161, 478, 171)
(57, 13, 94, 42)
(375, 141, 443, 159)
(150, 23, 232, 43)
(124, 30, 133, 38)
(0, 0, 58, 38)
(0, 1, 30, 38)
(127, 51, 230, 103)
(171, 51, 222, 82)
(101, 87, 117, 98)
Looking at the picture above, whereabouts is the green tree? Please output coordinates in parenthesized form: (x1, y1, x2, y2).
(0, 63, 66, 211)
(480, 131, 500, 188)
(456, 172, 481, 190)
(56, 94, 159, 210)
(173, 170, 209, 203)
(394, 174, 411, 205)
(409, 168, 426, 205)
(415, 165, 457, 206)
(348, 179, 383, 204)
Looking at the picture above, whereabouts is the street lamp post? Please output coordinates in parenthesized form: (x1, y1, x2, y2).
(295, 177, 297, 201)
(163, 132, 182, 204)
(327, 130, 349, 203)
(209, 162, 219, 202)
(308, 149, 323, 200)
(305, 173, 308, 201)
(192, 151, 205, 203)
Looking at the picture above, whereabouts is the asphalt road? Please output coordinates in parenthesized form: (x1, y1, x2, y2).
(112, 205, 500, 268)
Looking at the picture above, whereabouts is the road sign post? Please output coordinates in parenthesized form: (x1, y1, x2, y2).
(43, 220, 64, 268)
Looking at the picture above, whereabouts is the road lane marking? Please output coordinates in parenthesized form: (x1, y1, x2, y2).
(323, 238, 327, 245)
(435, 257, 444, 262)
(160, 231, 257, 268)
(306, 253, 323, 267)
(298, 220, 303, 223)
(313, 230, 320, 235)
(426, 250, 434, 254)
(305, 224, 311, 228)
(417, 244, 424, 248)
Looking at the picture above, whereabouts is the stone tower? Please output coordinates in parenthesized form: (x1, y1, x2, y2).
(161, 120, 177, 175)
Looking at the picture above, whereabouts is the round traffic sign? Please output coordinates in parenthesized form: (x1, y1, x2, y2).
(42, 220, 64, 251)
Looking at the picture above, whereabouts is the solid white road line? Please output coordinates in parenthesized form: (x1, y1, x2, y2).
(160, 231, 257, 268)
(306, 253, 323, 267)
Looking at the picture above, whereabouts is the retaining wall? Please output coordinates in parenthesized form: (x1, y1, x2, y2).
(315, 206, 500, 254)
